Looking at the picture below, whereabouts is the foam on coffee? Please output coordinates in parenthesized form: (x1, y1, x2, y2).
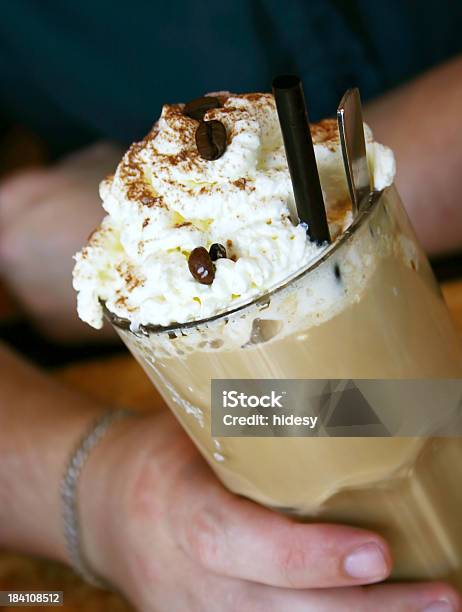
(73, 93, 395, 331)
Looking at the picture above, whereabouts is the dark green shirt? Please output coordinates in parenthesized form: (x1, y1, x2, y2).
(0, 0, 461, 155)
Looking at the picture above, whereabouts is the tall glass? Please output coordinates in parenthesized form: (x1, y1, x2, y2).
(108, 186, 462, 587)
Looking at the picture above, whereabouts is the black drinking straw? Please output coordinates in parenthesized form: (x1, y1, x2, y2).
(272, 75, 331, 244)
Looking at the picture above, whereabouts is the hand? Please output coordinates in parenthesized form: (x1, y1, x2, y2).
(0, 141, 124, 343)
(81, 410, 461, 611)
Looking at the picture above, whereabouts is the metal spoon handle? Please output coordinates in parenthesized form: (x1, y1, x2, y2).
(337, 88, 371, 215)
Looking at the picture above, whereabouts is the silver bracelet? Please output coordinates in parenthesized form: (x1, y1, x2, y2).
(60, 408, 136, 588)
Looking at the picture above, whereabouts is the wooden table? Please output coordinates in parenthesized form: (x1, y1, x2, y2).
(1, 279, 462, 611)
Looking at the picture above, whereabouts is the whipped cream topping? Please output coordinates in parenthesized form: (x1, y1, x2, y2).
(73, 92, 395, 329)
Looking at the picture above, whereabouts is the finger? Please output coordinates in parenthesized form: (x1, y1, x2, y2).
(236, 579, 461, 612)
(173, 463, 391, 588)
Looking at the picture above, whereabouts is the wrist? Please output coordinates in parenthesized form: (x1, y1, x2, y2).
(0, 403, 103, 563)
(78, 413, 142, 586)
(78, 410, 194, 592)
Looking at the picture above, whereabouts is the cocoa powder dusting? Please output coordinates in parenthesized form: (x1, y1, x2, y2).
(116, 97, 343, 229)
(327, 199, 352, 224)
(119, 137, 166, 208)
(310, 119, 340, 151)
(86, 226, 100, 242)
(116, 263, 143, 292)
(233, 178, 247, 190)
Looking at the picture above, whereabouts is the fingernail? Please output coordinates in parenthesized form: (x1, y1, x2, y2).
(343, 542, 387, 579)
(421, 600, 454, 612)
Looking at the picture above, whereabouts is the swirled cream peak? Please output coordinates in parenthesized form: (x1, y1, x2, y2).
(73, 92, 395, 329)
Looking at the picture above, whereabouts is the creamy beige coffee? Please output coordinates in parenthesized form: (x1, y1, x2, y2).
(73, 93, 462, 587)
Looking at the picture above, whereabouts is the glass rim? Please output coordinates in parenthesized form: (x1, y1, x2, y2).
(105, 187, 387, 335)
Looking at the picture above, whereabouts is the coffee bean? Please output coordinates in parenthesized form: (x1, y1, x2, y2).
(209, 243, 227, 261)
(195, 120, 227, 160)
(184, 96, 221, 121)
(188, 247, 215, 285)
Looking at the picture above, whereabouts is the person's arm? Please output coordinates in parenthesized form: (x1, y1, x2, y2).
(0, 343, 104, 560)
(365, 54, 462, 256)
(1, 343, 458, 610)
(0, 141, 123, 343)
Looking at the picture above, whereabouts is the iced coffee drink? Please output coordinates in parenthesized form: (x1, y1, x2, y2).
(73, 93, 462, 587)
